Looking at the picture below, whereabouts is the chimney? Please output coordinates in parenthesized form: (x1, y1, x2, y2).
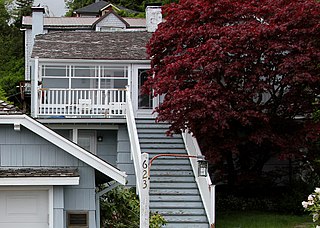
(146, 3, 162, 32)
(31, 7, 45, 44)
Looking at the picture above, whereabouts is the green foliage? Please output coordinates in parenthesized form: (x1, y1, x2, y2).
(216, 180, 314, 215)
(13, 0, 33, 26)
(302, 188, 320, 225)
(100, 186, 166, 228)
(65, 0, 94, 16)
(0, 0, 25, 105)
(216, 211, 311, 228)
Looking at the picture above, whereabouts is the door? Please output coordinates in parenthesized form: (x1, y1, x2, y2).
(0, 190, 49, 228)
(132, 65, 158, 117)
(78, 130, 97, 154)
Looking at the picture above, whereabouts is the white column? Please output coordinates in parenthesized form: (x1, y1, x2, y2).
(140, 153, 149, 228)
(31, 57, 39, 118)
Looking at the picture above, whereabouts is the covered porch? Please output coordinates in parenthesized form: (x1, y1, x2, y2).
(29, 60, 154, 119)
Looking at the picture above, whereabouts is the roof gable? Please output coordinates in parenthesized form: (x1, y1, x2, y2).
(93, 11, 129, 29)
(0, 115, 127, 185)
(32, 31, 152, 60)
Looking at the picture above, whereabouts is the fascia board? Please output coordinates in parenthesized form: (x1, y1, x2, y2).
(32, 58, 151, 64)
(0, 115, 127, 185)
(0, 177, 80, 186)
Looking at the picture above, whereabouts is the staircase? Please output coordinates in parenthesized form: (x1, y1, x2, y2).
(136, 118, 209, 228)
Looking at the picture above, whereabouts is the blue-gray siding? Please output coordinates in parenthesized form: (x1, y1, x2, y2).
(117, 125, 135, 186)
(97, 130, 117, 166)
(0, 125, 97, 228)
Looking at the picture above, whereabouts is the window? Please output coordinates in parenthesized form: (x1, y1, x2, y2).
(138, 69, 152, 109)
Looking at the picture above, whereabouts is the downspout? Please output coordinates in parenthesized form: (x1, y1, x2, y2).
(95, 181, 120, 228)
(31, 56, 39, 118)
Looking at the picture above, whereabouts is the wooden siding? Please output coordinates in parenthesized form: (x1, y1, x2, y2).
(0, 124, 97, 228)
(96, 13, 126, 30)
(117, 125, 135, 186)
(96, 130, 117, 166)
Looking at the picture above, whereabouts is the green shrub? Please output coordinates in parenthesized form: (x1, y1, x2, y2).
(100, 186, 166, 228)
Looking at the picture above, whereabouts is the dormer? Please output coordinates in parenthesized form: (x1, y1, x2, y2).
(74, 1, 121, 17)
(93, 10, 129, 31)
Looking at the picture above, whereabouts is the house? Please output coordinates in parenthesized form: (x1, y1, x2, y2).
(14, 5, 215, 228)
(73, 0, 140, 17)
(0, 114, 126, 228)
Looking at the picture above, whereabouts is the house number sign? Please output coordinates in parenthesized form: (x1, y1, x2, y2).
(140, 153, 149, 228)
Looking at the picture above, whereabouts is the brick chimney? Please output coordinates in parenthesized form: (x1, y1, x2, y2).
(146, 3, 162, 32)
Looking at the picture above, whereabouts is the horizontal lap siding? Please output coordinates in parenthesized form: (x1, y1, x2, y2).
(117, 125, 135, 187)
(0, 125, 81, 167)
(96, 130, 117, 166)
(0, 125, 97, 228)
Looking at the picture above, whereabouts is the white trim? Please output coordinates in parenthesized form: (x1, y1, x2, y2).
(33, 58, 151, 64)
(0, 177, 79, 186)
(0, 115, 127, 185)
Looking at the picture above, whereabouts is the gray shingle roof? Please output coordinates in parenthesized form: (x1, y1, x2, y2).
(0, 168, 79, 177)
(0, 100, 22, 114)
(75, 1, 111, 14)
(32, 31, 152, 60)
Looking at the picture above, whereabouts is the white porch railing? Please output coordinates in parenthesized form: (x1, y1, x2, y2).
(38, 88, 126, 118)
(182, 132, 215, 227)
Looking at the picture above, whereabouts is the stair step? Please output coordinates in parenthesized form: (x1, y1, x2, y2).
(150, 188, 199, 195)
(140, 143, 186, 149)
(161, 215, 208, 223)
(151, 182, 198, 189)
(143, 148, 187, 154)
(139, 138, 184, 143)
(138, 133, 181, 138)
(151, 159, 190, 165)
(150, 194, 202, 202)
(150, 170, 193, 177)
(150, 201, 204, 209)
(136, 123, 170, 129)
(154, 208, 206, 216)
(137, 128, 169, 133)
(150, 164, 192, 171)
(163, 223, 209, 228)
(150, 176, 195, 183)
(135, 118, 157, 123)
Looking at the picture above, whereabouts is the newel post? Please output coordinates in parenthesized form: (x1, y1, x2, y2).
(140, 153, 150, 228)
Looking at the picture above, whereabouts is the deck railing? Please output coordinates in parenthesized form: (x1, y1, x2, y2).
(38, 88, 126, 118)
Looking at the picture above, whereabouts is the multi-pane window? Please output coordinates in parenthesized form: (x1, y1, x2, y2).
(41, 64, 128, 89)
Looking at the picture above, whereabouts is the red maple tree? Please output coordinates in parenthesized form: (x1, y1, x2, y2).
(146, 0, 320, 184)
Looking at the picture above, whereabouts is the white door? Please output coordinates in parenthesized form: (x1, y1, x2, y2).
(0, 190, 49, 228)
(132, 65, 159, 118)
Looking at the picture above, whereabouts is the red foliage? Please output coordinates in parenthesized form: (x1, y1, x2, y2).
(146, 0, 320, 164)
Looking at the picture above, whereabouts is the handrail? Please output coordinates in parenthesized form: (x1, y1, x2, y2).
(125, 86, 142, 195)
(37, 88, 126, 117)
(182, 131, 215, 227)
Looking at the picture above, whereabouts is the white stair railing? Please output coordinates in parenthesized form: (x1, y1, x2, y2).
(182, 131, 215, 227)
(125, 86, 142, 195)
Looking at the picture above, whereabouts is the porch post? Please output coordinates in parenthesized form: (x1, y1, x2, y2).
(140, 153, 149, 228)
(31, 57, 39, 118)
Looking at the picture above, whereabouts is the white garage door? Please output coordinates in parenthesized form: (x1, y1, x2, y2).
(0, 190, 49, 228)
